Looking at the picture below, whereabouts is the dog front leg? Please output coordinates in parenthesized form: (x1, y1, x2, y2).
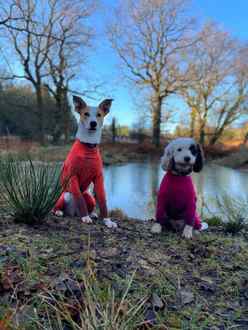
(75, 196, 93, 224)
(94, 174, 118, 228)
(182, 225, 193, 239)
(64, 192, 92, 224)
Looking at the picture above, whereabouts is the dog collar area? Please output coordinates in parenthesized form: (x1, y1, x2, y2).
(170, 170, 192, 176)
(80, 142, 98, 148)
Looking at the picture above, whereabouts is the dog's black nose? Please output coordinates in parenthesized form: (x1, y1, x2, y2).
(90, 121, 97, 128)
(184, 156, 190, 163)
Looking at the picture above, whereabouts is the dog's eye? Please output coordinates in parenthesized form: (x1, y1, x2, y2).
(84, 112, 90, 117)
(97, 113, 102, 118)
(177, 148, 182, 152)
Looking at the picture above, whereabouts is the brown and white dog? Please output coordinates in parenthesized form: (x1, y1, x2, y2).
(53, 96, 117, 228)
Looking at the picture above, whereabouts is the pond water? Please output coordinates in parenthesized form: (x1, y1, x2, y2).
(103, 162, 248, 220)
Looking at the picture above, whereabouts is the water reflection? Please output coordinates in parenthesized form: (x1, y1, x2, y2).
(104, 162, 248, 220)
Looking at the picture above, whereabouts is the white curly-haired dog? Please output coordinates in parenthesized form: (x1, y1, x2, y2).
(152, 137, 208, 239)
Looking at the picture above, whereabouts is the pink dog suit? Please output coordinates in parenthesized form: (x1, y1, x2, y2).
(156, 171, 202, 230)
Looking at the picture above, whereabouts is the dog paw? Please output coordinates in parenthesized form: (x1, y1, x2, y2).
(103, 218, 118, 229)
(90, 212, 98, 220)
(81, 216, 93, 224)
(199, 222, 208, 231)
(182, 225, 193, 239)
(151, 223, 162, 234)
(54, 210, 63, 217)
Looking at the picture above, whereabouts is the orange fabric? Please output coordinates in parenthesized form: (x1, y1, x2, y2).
(83, 191, 96, 214)
(54, 140, 107, 218)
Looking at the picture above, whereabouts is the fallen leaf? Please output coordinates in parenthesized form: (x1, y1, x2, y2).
(0, 311, 13, 330)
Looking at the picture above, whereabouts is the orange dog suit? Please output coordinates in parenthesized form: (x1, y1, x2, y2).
(54, 139, 107, 218)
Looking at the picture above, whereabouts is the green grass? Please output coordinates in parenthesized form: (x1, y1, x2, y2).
(215, 194, 247, 234)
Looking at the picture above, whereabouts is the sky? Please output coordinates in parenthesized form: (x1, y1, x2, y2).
(1, 0, 247, 129)
(72, 0, 248, 129)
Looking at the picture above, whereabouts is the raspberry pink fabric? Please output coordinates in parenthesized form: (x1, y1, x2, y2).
(156, 171, 202, 229)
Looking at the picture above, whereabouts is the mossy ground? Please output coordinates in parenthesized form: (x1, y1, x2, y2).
(0, 214, 248, 329)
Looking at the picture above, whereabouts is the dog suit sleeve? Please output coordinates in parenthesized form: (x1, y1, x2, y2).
(184, 184, 197, 226)
(94, 173, 107, 219)
(63, 156, 88, 217)
(67, 175, 88, 217)
(156, 177, 169, 225)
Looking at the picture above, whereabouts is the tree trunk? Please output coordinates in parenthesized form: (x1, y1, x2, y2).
(152, 96, 162, 147)
(52, 103, 62, 144)
(111, 117, 117, 143)
(63, 98, 71, 144)
(199, 128, 205, 146)
(209, 125, 226, 146)
(199, 110, 208, 146)
(36, 87, 45, 144)
(190, 107, 197, 137)
(244, 132, 248, 144)
(52, 89, 71, 144)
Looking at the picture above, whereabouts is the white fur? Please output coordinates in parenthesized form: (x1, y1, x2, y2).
(81, 215, 93, 224)
(199, 222, 209, 231)
(182, 225, 193, 239)
(103, 218, 118, 228)
(64, 192, 72, 202)
(90, 212, 98, 220)
(76, 106, 104, 144)
(161, 138, 197, 171)
(151, 223, 162, 234)
(55, 210, 63, 217)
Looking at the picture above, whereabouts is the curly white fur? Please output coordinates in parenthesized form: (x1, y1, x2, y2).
(161, 137, 198, 171)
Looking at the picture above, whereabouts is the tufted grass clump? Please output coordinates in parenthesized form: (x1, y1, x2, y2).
(215, 194, 247, 234)
(0, 154, 62, 224)
(205, 216, 223, 227)
(37, 271, 147, 330)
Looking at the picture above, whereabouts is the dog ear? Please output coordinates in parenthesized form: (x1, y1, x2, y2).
(193, 144, 204, 172)
(73, 95, 87, 113)
(98, 99, 113, 115)
(161, 143, 173, 171)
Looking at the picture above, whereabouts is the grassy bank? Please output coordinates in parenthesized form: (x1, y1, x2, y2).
(0, 214, 248, 329)
(0, 142, 158, 166)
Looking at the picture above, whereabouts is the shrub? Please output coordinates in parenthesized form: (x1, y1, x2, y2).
(109, 208, 128, 221)
(205, 216, 222, 227)
(0, 155, 62, 224)
(215, 194, 247, 234)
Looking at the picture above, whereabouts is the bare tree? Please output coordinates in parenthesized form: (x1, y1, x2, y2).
(181, 23, 248, 146)
(0, 0, 97, 143)
(44, 0, 96, 142)
(0, 0, 62, 143)
(108, 0, 195, 146)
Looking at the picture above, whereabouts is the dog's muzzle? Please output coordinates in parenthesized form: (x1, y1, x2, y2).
(89, 121, 97, 131)
(174, 162, 193, 175)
